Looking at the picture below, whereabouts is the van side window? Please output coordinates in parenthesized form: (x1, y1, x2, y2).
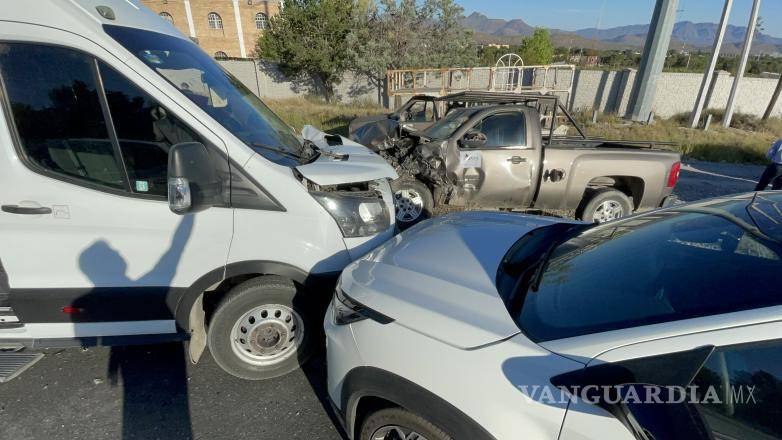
(0, 43, 125, 189)
(98, 62, 202, 197)
(691, 340, 782, 439)
(473, 113, 526, 147)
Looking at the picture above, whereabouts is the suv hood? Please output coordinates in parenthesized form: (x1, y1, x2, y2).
(340, 212, 572, 349)
(297, 125, 397, 185)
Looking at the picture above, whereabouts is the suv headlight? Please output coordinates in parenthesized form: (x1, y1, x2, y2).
(312, 190, 391, 238)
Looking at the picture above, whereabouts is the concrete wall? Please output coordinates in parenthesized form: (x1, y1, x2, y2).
(217, 59, 383, 104)
(570, 68, 782, 119)
(217, 59, 782, 120)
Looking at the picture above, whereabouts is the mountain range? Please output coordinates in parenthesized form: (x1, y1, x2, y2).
(463, 12, 782, 54)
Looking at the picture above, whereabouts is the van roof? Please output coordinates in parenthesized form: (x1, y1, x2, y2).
(1, 0, 187, 43)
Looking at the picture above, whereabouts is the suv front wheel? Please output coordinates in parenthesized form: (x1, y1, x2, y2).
(207, 276, 316, 380)
(360, 408, 451, 440)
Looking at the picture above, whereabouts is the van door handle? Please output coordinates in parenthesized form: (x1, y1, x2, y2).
(507, 156, 526, 164)
(1, 205, 52, 215)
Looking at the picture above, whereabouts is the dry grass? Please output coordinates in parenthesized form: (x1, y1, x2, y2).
(266, 97, 781, 164)
(576, 110, 781, 164)
(265, 97, 387, 137)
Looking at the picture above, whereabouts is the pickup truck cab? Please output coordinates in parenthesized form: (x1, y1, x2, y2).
(0, 0, 396, 381)
(378, 93, 681, 228)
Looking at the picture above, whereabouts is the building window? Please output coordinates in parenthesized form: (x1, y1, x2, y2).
(214, 51, 228, 60)
(159, 12, 173, 24)
(255, 12, 268, 30)
(207, 12, 223, 29)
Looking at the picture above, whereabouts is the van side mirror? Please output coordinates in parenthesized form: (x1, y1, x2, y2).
(167, 142, 219, 214)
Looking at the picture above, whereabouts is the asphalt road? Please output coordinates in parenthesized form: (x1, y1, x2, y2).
(0, 161, 769, 440)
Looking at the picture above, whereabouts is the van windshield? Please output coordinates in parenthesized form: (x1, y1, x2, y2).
(104, 25, 307, 166)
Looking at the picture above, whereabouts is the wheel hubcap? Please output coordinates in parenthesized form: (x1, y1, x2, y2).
(593, 200, 624, 223)
(231, 304, 303, 366)
(394, 189, 424, 223)
(371, 425, 429, 440)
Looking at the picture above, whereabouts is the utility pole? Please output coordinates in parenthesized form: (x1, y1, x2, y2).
(627, 0, 679, 123)
(690, 0, 733, 128)
(763, 75, 782, 120)
(723, 0, 761, 128)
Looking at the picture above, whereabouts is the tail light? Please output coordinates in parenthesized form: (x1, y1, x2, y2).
(667, 162, 681, 188)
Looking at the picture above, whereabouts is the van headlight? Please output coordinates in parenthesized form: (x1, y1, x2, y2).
(312, 191, 390, 238)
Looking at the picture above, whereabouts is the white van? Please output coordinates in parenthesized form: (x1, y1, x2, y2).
(0, 0, 396, 380)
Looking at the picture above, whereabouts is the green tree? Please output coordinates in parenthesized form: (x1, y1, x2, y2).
(347, 0, 477, 96)
(519, 28, 554, 65)
(257, 0, 356, 101)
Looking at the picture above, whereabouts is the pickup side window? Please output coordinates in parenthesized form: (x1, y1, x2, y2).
(0, 43, 125, 190)
(471, 112, 526, 148)
(98, 62, 203, 197)
(691, 340, 782, 439)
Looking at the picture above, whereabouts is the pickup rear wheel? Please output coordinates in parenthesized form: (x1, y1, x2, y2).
(577, 188, 633, 223)
(391, 178, 434, 230)
(207, 276, 316, 380)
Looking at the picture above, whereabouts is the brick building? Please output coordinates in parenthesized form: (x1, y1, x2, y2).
(139, 0, 282, 58)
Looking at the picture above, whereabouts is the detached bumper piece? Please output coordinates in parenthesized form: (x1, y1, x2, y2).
(0, 351, 43, 382)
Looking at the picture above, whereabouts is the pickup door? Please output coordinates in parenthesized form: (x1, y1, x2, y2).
(456, 109, 541, 208)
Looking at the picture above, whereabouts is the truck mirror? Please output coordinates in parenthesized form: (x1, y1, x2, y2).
(167, 142, 219, 214)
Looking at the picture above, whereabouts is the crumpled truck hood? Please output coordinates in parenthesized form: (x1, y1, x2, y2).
(341, 211, 571, 349)
(296, 125, 397, 186)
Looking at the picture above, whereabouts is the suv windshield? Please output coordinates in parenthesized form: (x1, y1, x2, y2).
(421, 107, 479, 140)
(499, 194, 782, 342)
(104, 25, 307, 166)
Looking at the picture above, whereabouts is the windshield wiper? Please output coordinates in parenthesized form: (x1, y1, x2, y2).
(251, 142, 304, 162)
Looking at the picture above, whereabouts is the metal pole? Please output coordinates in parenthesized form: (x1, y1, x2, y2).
(689, 0, 733, 128)
(763, 75, 782, 120)
(627, 0, 679, 122)
(724, 0, 761, 128)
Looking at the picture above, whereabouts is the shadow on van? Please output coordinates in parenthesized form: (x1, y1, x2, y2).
(74, 215, 195, 439)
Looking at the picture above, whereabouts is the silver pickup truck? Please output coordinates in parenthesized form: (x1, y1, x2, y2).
(354, 92, 682, 228)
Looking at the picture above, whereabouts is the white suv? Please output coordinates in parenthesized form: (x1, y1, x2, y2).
(325, 193, 782, 439)
(0, 0, 395, 381)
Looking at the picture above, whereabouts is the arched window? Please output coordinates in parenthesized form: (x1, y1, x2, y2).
(214, 51, 228, 59)
(255, 12, 268, 30)
(159, 12, 174, 24)
(207, 12, 223, 29)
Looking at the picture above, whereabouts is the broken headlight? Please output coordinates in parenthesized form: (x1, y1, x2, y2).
(312, 189, 390, 238)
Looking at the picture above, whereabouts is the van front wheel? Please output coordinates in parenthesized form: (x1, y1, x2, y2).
(207, 276, 315, 380)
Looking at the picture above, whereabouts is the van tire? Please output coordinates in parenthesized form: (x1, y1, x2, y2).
(207, 276, 316, 380)
(576, 188, 633, 223)
(391, 178, 434, 230)
(360, 408, 451, 440)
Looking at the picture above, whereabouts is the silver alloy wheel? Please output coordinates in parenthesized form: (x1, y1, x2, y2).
(394, 189, 424, 223)
(371, 425, 429, 440)
(230, 304, 303, 366)
(593, 200, 624, 223)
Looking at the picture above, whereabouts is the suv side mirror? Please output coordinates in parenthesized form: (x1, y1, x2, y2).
(167, 142, 219, 214)
(461, 130, 487, 148)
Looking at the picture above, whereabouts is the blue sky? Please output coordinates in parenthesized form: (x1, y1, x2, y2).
(455, 0, 782, 37)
